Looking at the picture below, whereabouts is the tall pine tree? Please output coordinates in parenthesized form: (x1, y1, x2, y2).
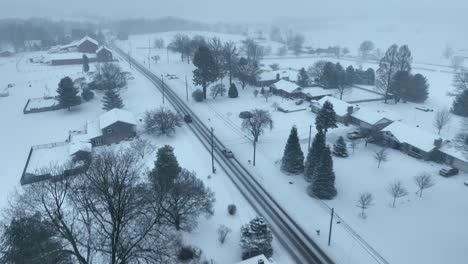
(407, 73, 429, 103)
(333, 136, 348, 157)
(148, 145, 181, 190)
(281, 126, 304, 174)
(102, 89, 124, 110)
(56, 76, 80, 111)
(390, 70, 412, 103)
(452, 89, 468, 117)
(82, 54, 89, 73)
(297, 67, 310, 87)
(193, 46, 219, 99)
(315, 101, 337, 133)
(304, 130, 326, 182)
(240, 216, 273, 260)
(309, 146, 337, 200)
(228, 83, 239, 98)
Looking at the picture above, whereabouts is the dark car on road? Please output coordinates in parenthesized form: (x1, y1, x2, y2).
(221, 149, 234, 158)
(184, 114, 193, 123)
(439, 167, 459, 177)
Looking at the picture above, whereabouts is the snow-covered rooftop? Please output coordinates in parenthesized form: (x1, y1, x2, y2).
(60, 36, 98, 50)
(303, 87, 333, 98)
(260, 69, 297, 82)
(79, 36, 98, 46)
(69, 142, 92, 155)
(99, 108, 137, 130)
(273, 79, 299, 93)
(97, 46, 112, 54)
(382, 121, 441, 152)
(235, 255, 273, 264)
(317, 96, 355, 116)
(439, 144, 468, 163)
(352, 106, 397, 125)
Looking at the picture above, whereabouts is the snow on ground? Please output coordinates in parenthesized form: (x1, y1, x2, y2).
(0, 51, 294, 264)
(117, 31, 468, 264)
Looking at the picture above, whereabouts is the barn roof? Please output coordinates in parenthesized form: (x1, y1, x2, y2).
(78, 36, 98, 46)
(99, 109, 137, 129)
(97, 46, 112, 54)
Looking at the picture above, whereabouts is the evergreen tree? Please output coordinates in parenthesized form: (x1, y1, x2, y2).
(0, 214, 71, 264)
(345, 65, 355, 86)
(102, 89, 124, 110)
(304, 130, 326, 182)
(407, 73, 429, 103)
(240, 216, 273, 260)
(390, 70, 412, 103)
(452, 89, 468, 117)
(315, 101, 337, 133)
(310, 146, 337, 200)
(228, 83, 239, 98)
(82, 54, 89, 73)
(56, 76, 80, 111)
(193, 46, 219, 99)
(148, 145, 181, 190)
(320, 62, 338, 88)
(81, 88, 94, 101)
(281, 126, 304, 174)
(333, 136, 348, 157)
(297, 67, 310, 87)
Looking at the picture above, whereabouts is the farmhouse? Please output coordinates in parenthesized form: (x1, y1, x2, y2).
(70, 108, 137, 146)
(381, 121, 443, 160)
(271, 80, 332, 100)
(310, 96, 357, 123)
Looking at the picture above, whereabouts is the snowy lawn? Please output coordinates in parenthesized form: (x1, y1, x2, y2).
(117, 31, 468, 264)
(0, 52, 294, 264)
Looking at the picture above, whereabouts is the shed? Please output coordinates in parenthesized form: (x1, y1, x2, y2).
(98, 109, 137, 145)
(96, 46, 113, 62)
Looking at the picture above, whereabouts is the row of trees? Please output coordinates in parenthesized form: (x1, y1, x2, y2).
(280, 101, 338, 200)
(0, 146, 215, 263)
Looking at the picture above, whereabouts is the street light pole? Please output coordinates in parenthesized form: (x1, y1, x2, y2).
(185, 75, 189, 102)
(308, 125, 312, 149)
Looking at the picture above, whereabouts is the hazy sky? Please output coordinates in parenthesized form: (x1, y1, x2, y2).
(2, 0, 468, 23)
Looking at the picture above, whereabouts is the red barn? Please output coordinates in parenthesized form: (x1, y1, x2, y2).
(77, 37, 99, 53)
(96, 46, 113, 62)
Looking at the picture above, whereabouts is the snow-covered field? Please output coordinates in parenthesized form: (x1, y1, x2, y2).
(0, 52, 294, 263)
(115, 30, 468, 264)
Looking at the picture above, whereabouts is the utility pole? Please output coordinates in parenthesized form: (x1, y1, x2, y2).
(148, 37, 151, 69)
(211, 127, 215, 173)
(185, 75, 189, 102)
(308, 125, 312, 149)
(253, 140, 257, 166)
(161, 74, 165, 104)
(328, 208, 334, 246)
(167, 48, 169, 63)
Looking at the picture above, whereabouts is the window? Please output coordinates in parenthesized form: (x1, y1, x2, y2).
(94, 138, 102, 146)
(107, 128, 113, 134)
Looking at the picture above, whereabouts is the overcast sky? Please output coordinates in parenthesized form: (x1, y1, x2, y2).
(2, 0, 468, 23)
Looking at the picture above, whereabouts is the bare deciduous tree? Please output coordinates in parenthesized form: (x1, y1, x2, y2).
(152, 169, 215, 232)
(217, 225, 232, 244)
(356, 192, 374, 218)
(374, 148, 389, 168)
(307, 60, 328, 81)
(130, 137, 156, 159)
(414, 173, 435, 198)
(153, 38, 165, 49)
(451, 69, 468, 96)
(433, 108, 452, 135)
(210, 83, 226, 99)
(241, 109, 273, 166)
(262, 90, 272, 102)
(387, 180, 409, 208)
(93, 62, 127, 90)
(144, 107, 182, 136)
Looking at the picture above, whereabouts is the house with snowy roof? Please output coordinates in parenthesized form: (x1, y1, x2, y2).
(310, 96, 358, 123)
(270, 80, 332, 101)
(351, 107, 396, 133)
(96, 46, 113, 62)
(70, 108, 137, 146)
(380, 121, 443, 160)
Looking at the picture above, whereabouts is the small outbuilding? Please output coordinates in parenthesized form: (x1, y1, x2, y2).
(96, 46, 113, 62)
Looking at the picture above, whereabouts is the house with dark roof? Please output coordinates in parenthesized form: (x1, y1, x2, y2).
(60, 36, 99, 53)
(96, 46, 113, 62)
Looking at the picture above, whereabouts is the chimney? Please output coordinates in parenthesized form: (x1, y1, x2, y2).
(347, 106, 354, 115)
(434, 138, 443, 149)
(258, 260, 265, 264)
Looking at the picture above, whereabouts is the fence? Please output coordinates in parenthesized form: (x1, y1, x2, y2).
(23, 96, 64, 114)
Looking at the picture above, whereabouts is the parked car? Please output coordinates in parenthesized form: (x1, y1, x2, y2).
(347, 131, 364, 140)
(295, 99, 304, 105)
(221, 149, 234, 158)
(439, 167, 459, 177)
(184, 114, 193, 123)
